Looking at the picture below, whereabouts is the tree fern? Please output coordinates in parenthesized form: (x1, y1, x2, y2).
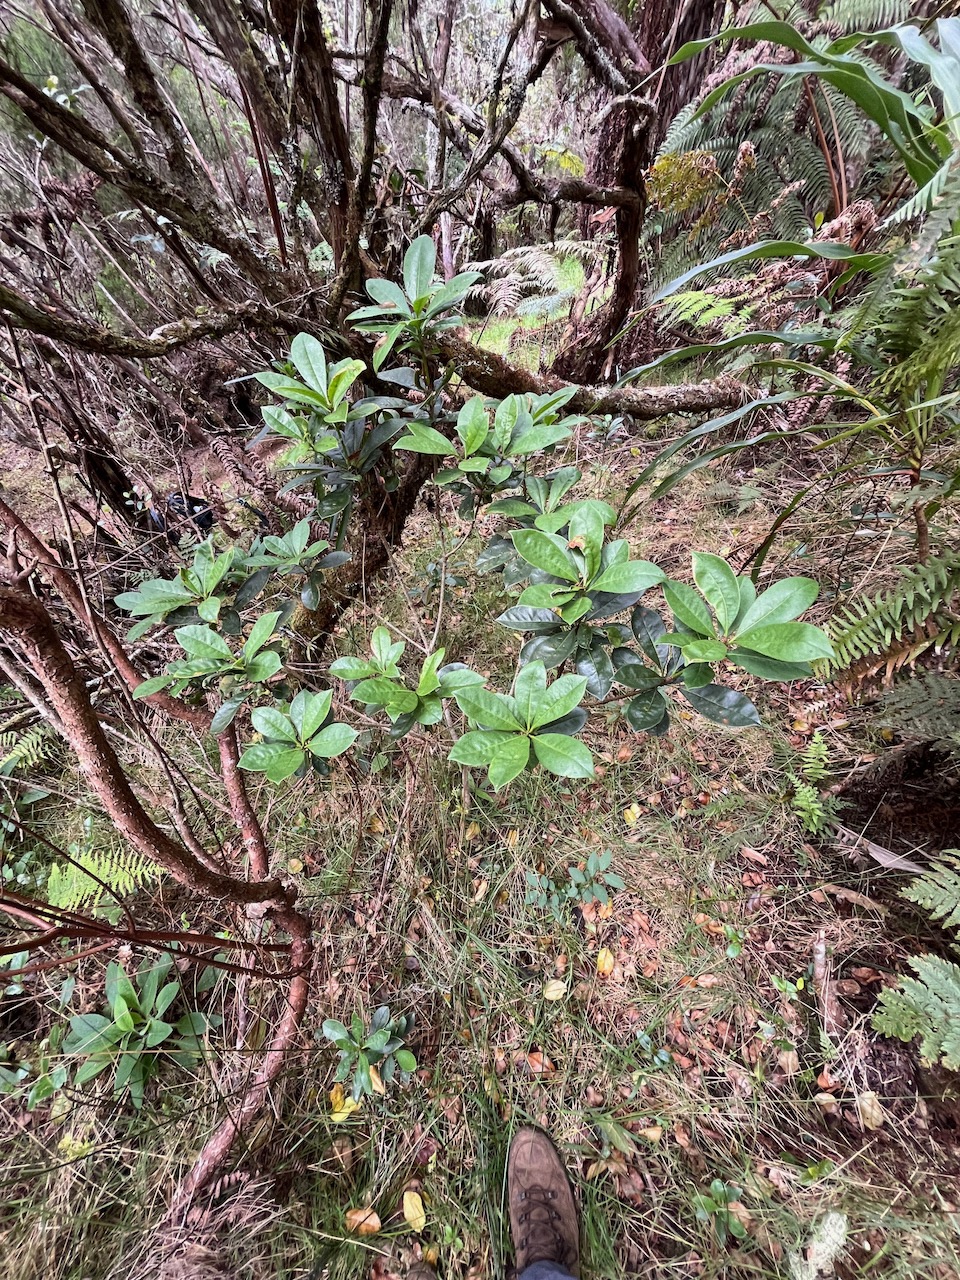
(46, 846, 156, 912)
(873, 955, 960, 1069)
(822, 553, 960, 682)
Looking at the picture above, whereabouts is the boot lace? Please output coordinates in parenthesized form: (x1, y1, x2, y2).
(516, 1182, 571, 1265)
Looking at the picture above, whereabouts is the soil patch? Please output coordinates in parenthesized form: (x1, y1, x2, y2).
(839, 742, 960, 858)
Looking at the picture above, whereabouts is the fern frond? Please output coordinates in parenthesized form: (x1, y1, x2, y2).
(46, 846, 156, 911)
(822, 553, 960, 683)
(873, 955, 960, 1069)
(820, 0, 911, 30)
(0, 724, 54, 776)
(901, 854, 960, 931)
(883, 674, 960, 752)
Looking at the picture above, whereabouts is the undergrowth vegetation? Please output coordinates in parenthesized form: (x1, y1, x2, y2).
(0, 2, 959, 1279)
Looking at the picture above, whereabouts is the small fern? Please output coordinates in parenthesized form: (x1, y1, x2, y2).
(801, 730, 830, 783)
(788, 774, 832, 834)
(873, 852, 960, 1068)
(873, 956, 960, 1070)
(822, 553, 960, 683)
(46, 846, 155, 912)
(900, 854, 960, 932)
(0, 724, 54, 776)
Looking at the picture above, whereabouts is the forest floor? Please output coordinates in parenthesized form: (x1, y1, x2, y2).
(1, 432, 959, 1280)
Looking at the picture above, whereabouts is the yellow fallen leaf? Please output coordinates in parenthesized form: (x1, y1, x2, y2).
(856, 1090, 885, 1131)
(543, 979, 568, 1002)
(329, 1082, 361, 1122)
(596, 947, 615, 976)
(369, 1065, 385, 1096)
(638, 1125, 663, 1142)
(465, 820, 481, 842)
(287, 857, 304, 873)
(345, 1206, 381, 1236)
(424, 1244, 440, 1265)
(403, 1189, 427, 1233)
(623, 802, 642, 826)
(504, 828, 519, 849)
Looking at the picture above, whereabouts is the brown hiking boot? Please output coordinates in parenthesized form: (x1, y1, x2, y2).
(508, 1127, 580, 1277)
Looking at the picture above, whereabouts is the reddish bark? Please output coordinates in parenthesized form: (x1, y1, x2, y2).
(0, 586, 284, 904)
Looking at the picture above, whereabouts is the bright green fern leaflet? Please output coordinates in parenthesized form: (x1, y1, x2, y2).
(873, 956, 960, 1069)
(0, 723, 55, 776)
(873, 852, 960, 1068)
(901, 854, 960, 932)
(46, 846, 156, 912)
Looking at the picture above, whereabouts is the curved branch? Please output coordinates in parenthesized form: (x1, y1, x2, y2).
(434, 333, 747, 419)
(0, 585, 283, 904)
(0, 281, 269, 357)
(0, 497, 209, 729)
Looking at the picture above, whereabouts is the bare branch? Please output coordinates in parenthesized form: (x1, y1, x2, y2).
(434, 332, 747, 420)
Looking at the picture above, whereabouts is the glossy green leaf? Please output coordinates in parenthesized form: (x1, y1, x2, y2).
(307, 723, 358, 757)
(735, 576, 820, 632)
(497, 605, 564, 634)
(488, 735, 531, 789)
(132, 674, 174, 700)
(365, 277, 412, 314)
(532, 733, 594, 779)
(330, 655, 378, 680)
(680, 684, 761, 727)
(576, 646, 615, 699)
(513, 661, 547, 727)
(455, 686, 522, 731)
(692, 553, 740, 632)
(735, 622, 834, 662)
(250, 707, 298, 742)
(448, 729, 516, 766)
(175, 625, 233, 661)
(534, 673, 588, 729)
(624, 689, 668, 731)
(511, 529, 580, 582)
(244, 610, 282, 660)
(395, 424, 453, 455)
(246, 651, 282, 682)
(567, 505, 605, 580)
(519, 583, 575, 608)
(682, 638, 727, 663)
(327, 358, 366, 408)
(456, 397, 489, 455)
(728, 650, 812, 680)
(663, 582, 715, 636)
(289, 333, 328, 394)
(352, 678, 419, 712)
(520, 630, 579, 668)
(590, 560, 664, 595)
(505, 423, 572, 456)
(290, 689, 333, 740)
(403, 234, 437, 303)
(264, 747, 307, 781)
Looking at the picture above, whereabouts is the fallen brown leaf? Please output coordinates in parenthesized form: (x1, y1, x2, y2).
(345, 1207, 381, 1236)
